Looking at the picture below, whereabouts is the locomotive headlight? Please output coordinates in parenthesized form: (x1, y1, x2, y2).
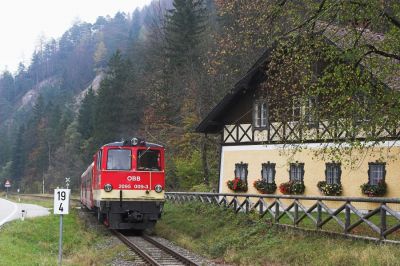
(104, 184, 113, 192)
(154, 184, 163, 193)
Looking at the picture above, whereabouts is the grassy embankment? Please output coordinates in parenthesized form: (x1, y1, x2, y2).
(0, 193, 135, 266)
(156, 202, 400, 266)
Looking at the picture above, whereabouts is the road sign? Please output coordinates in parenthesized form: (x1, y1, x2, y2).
(53, 189, 70, 215)
(4, 180, 11, 188)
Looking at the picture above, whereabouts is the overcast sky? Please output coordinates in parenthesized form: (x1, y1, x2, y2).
(0, 0, 153, 74)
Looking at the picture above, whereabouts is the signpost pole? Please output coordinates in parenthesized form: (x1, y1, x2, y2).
(58, 214, 63, 266)
(54, 188, 70, 266)
(6, 187, 8, 199)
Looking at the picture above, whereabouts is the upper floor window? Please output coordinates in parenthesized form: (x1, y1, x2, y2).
(253, 101, 268, 128)
(235, 162, 248, 181)
(292, 97, 318, 126)
(289, 162, 304, 182)
(368, 162, 386, 185)
(292, 98, 302, 121)
(325, 163, 341, 184)
(261, 162, 275, 184)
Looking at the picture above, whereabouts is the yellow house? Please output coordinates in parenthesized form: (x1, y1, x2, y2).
(196, 42, 400, 211)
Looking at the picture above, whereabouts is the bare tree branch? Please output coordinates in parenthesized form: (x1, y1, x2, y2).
(355, 44, 400, 67)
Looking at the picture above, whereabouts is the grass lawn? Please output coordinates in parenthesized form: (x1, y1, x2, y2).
(0, 194, 135, 266)
(155, 202, 400, 266)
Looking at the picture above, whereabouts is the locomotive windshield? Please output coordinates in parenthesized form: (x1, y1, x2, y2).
(137, 149, 161, 171)
(107, 149, 131, 170)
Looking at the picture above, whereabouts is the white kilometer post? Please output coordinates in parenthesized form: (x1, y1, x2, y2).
(54, 189, 70, 266)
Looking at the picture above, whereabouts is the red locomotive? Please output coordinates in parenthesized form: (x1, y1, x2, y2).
(81, 138, 165, 230)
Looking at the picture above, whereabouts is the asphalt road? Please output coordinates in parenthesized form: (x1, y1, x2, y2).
(0, 198, 49, 227)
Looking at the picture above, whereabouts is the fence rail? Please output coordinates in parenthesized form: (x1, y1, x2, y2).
(165, 192, 400, 244)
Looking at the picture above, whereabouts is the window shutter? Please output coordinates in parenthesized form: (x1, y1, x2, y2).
(244, 163, 248, 182)
(367, 163, 371, 184)
(324, 163, 328, 183)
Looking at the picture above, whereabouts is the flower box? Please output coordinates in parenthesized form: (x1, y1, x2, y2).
(317, 181, 342, 196)
(253, 179, 277, 194)
(227, 177, 248, 192)
(360, 181, 387, 197)
(279, 180, 305, 195)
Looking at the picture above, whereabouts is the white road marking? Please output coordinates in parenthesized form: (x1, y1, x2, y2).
(0, 199, 19, 227)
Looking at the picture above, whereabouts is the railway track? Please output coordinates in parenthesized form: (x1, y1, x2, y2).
(112, 230, 200, 266)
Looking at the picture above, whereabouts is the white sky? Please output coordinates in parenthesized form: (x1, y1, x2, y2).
(0, 0, 153, 74)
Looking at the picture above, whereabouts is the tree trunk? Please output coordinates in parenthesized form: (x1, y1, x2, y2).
(201, 135, 210, 186)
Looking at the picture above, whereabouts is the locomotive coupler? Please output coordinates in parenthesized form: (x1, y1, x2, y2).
(127, 210, 143, 222)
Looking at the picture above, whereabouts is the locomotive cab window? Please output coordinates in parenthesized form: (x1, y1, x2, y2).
(137, 149, 161, 171)
(107, 149, 132, 170)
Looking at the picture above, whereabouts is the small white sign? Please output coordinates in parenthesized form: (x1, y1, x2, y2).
(54, 189, 70, 215)
(4, 180, 11, 188)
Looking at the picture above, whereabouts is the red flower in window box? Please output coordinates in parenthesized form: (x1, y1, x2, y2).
(227, 177, 248, 192)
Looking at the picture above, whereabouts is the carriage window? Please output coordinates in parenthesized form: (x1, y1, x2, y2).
(97, 150, 102, 170)
(137, 149, 161, 171)
(107, 149, 131, 170)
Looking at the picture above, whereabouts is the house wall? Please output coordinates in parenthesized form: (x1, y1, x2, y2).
(219, 141, 400, 211)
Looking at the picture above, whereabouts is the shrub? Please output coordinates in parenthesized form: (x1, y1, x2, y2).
(253, 179, 277, 194)
(317, 181, 343, 196)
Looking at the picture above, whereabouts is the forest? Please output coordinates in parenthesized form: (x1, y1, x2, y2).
(0, 0, 399, 192)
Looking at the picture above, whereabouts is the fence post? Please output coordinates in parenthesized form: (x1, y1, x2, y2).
(317, 201, 322, 230)
(275, 201, 280, 223)
(294, 201, 299, 226)
(259, 198, 264, 217)
(345, 201, 351, 234)
(380, 203, 387, 240)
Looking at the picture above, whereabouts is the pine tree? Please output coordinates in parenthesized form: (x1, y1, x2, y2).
(165, 0, 207, 66)
(93, 50, 130, 145)
(78, 87, 97, 140)
(10, 126, 26, 183)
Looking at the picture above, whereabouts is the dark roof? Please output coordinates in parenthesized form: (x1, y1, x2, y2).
(103, 141, 163, 148)
(196, 27, 399, 134)
(196, 46, 276, 133)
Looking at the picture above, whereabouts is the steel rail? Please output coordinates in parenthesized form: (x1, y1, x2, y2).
(111, 230, 161, 266)
(142, 234, 199, 266)
(112, 230, 199, 266)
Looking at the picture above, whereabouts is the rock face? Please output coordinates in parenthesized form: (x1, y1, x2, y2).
(18, 76, 62, 111)
(75, 72, 104, 104)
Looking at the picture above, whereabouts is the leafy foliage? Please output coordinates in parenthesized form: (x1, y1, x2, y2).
(0, 0, 399, 193)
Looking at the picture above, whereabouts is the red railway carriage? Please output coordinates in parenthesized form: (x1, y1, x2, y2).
(80, 138, 165, 230)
